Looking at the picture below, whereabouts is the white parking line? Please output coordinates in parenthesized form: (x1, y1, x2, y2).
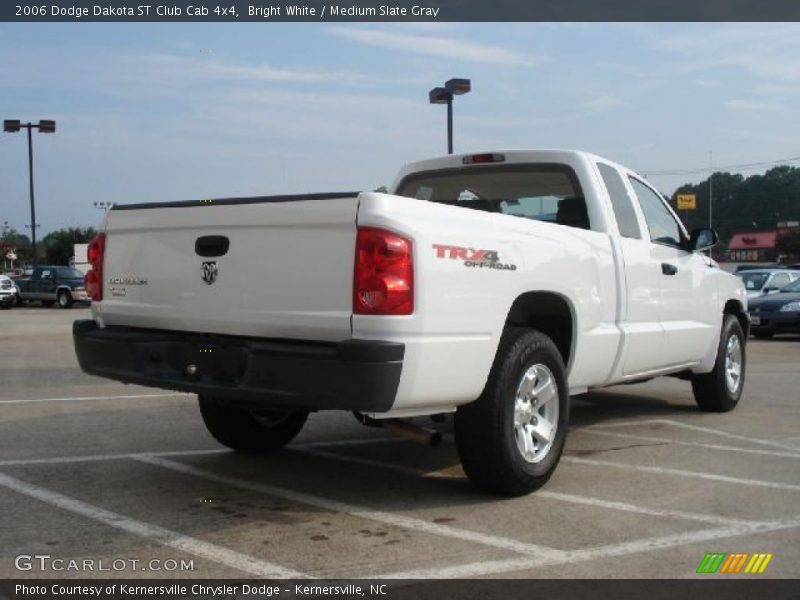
(134, 454, 568, 561)
(296, 447, 757, 527)
(0, 393, 191, 405)
(580, 428, 800, 459)
(565, 456, 800, 492)
(378, 513, 800, 578)
(0, 471, 308, 578)
(0, 439, 403, 467)
(591, 418, 800, 453)
(0, 449, 227, 467)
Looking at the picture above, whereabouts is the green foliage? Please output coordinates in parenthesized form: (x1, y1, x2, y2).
(777, 229, 800, 260)
(0, 226, 33, 263)
(670, 166, 800, 245)
(41, 227, 97, 265)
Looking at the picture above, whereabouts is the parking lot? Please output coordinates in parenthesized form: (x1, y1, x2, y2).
(1, 307, 799, 579)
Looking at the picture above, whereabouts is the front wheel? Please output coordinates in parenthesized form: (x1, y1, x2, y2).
(691, 314, 746, 412)
(455, 328, 569, 496)
(198, 396, 308, 453)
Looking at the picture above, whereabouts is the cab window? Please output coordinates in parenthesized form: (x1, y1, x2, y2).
(396, 164, 592, 231)
(598, 163, 641, 239)
(629, 177, 683, 248)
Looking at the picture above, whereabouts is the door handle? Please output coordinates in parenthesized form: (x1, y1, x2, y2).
(661, 263, 678, 276)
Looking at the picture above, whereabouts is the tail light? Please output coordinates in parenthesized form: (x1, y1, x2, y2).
(85, 233, 106, 301)
(354, 227, 413, 315)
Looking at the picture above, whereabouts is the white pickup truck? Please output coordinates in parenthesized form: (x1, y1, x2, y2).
(73, 150, 749, 496)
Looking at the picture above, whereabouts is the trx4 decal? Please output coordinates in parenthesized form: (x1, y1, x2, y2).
(433, 244, 517, 271)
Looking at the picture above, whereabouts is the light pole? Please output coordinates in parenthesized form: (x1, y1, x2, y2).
(428, 78, 471, 154)
(3, 119, 56, 266)
(93, 201, 115, 211)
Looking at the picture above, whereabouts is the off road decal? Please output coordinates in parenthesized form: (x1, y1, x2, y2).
(433, 244, 517, 271)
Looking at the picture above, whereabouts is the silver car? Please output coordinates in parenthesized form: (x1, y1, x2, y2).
(0, 275, 19, 308)
(737, 269, 800, 299)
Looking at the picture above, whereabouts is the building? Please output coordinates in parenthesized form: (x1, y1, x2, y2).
(728, 230, 778, 263)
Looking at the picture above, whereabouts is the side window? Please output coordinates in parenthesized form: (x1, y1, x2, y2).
(40, 270, 52, 279)
(629, 178, 683, 248)
(771, 273, 790, 289)
(597, 164, 641, 239)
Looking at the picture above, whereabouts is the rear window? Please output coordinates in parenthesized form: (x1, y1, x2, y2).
(395, 164, 590, 230)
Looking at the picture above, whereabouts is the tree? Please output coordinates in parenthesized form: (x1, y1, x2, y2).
(41, 227, 97, 265)
(670, 166, 800, 248)
(778, 229, 800, 261)
(0, 226, 32, 264)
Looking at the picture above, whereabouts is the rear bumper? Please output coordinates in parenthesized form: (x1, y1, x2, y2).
(73, 320, 403, 412)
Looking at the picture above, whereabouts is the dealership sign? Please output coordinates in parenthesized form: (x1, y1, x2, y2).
(677, 194, 697, 210)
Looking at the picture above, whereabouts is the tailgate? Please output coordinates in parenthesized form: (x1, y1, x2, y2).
(97, 195, 360, 341)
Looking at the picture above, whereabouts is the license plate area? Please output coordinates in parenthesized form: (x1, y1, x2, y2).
(167, 342, 247, 384)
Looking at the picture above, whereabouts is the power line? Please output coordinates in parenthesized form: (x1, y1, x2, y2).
(642, 154, 800, 176)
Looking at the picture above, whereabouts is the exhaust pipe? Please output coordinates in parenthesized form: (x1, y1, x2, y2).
(353, 412, 442, 446)
(382, 419, 442, 446)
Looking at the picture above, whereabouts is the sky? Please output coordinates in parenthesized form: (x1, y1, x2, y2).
(1, 22, 800, 236)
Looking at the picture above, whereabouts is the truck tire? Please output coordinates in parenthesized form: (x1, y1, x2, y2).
(691, 314, 746, 412)
(57, 290, 74, 309)
(198, 396, 308, 453)
(454, 327, 569, 496)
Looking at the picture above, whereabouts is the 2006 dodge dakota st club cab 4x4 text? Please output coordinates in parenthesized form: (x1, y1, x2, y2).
(73, 150, 749, 495)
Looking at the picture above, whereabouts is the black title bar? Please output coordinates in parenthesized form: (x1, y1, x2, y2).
(4, 0, 800, 22)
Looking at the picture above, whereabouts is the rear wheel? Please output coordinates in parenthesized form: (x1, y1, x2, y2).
(57, 290, 74, 309)
(455, 327, 569, 496)
(691, 314, 746, 412)
(198, 396, 308, 453)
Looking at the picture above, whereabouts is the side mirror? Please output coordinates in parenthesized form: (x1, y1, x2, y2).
(689, 228, 718, 252)
(763, 287, 778, 294)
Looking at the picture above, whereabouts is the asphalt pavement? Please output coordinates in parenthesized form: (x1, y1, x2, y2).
(1, 306, 798, 579)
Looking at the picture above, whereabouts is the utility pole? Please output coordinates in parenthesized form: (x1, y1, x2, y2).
(708, 150, 713, 229)
(428, 79, 471, 155)
(3, 119, 57, 266)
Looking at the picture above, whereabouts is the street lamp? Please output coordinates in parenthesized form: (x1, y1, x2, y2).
(428, 78, 471, 154)
(3, 119, 56, 266)
(93, 201, 115, 211)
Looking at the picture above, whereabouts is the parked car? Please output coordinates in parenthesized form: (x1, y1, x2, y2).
(748, 278, 800, 338)
(737, 268, 800, 299)
(73, 150, 748, 496)
(0, 275, 18, 308)
(14, 265, 89, 308)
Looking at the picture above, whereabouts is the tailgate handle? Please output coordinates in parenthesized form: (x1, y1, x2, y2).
(195, 235, 229, 257)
